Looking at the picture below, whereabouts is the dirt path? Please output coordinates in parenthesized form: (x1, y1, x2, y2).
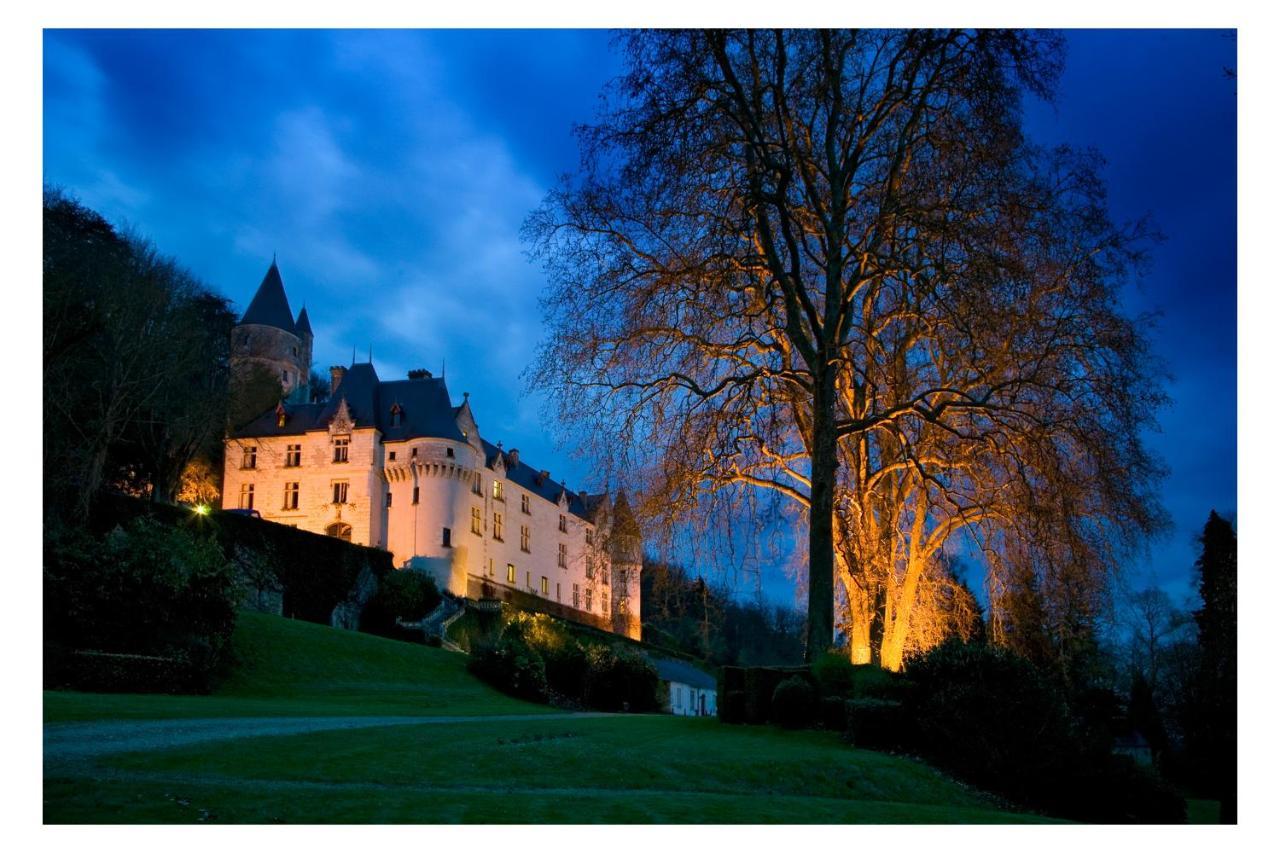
(45, 713, 610, 770)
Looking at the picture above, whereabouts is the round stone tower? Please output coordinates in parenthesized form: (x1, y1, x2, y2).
(609, 491, 643, 640)
(230, 259, 312, 401)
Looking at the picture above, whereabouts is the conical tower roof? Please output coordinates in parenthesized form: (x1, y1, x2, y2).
(240, 260, 296, 333)
(295, 305, 313, 337)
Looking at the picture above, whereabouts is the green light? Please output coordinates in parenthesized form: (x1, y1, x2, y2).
(194, 504, 210, 516)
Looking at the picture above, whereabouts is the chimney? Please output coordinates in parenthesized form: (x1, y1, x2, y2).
(408, 368, 432, 380)
(330, 365, 347, 394)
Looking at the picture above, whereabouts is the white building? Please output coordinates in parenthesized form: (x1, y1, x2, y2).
(221, 261, 642, 639)
(654, 658, 718, 717)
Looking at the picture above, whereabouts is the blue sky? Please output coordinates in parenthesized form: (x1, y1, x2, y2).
(43, 29, 1236, 609)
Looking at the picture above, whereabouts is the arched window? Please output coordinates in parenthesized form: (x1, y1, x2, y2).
(325, 522, 352, 542)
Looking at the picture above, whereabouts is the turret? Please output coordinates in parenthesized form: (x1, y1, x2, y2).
(230, 259, 311, 400)
(609, 491, 643, 639)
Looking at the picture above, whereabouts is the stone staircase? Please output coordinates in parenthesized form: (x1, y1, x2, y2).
(421, 594, 466, 653)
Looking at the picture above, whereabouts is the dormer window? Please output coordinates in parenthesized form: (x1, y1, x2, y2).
(389, 403, 404, 428)
(559, 514, 568, 533)
(521, 494, 530, 514)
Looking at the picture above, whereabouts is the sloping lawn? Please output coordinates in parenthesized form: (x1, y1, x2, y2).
(45, 611, 549, 721)
(53, 715, 1051, 823)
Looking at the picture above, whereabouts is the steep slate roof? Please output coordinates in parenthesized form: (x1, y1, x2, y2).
(240, 261, 297, 333)
(482, 439, 593, 521)
(295, 306, 313, 337)
(652, 657, 717, 690)
(230, 361, 594, 520)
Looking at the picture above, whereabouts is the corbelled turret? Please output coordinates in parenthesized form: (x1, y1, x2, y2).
(230, 259, 312, 402)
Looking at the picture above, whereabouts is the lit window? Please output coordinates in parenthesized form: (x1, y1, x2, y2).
(487, 557, 495, 577)
(442, 527, 452, 548)
(326, 522, 352, 542)
(558, 543, 567, 568)
(540, 576, 549, 596)
(520, 525, 530, 552)
(558, 514, 567, 533)
(239, 482, 254, 509)
(332, 481, 348, 504)
(285, 444, 301, 467)
(283, 482, 299, 510)
(493, 512, 504, 541)
(242, 446, 257, 469)
(493, 480, 504, 501)
(521, 494, 530, 514)
(507, 563, 516, 584)
(333, 437, 349, 463)
(471, 506, 482, 535)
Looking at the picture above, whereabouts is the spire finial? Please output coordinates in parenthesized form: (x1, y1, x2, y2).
(368, 344, 373, 364)
(351, 345, 356, 366)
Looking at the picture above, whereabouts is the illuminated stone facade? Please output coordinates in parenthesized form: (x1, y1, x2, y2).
(223, 262, 641, 639)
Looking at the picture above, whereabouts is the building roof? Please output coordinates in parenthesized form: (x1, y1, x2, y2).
(295, 306, 313, 337)
(652, 657, 717, 690)
(230, 365, 595, 519)
(240, 260, 297, 334)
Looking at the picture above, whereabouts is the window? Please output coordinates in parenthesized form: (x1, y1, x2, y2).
(558, 514, 567, 533)
(442, 527, 452, 548)
(521, 494, 530, 514)
(585, 588, 593, 611)
(389, 404, 403, 427)
(386, 490, 393, 508)
(526, 571, 531, 590)
(493, 512, 504, 541)
(326, 522, 352, 542)
(472, 475, 482, 496)
(446, 447, 454, 458)
(558, 543, 567, 568)
(586, 561, 594, 580)
(585, 529, 594, 547)
(493, 480, 504, 501)
(332, 481, 348, 504)
(283, 482, 299, 510)
(413, 485, 420, 504)
(388, 451, 396, 461)
(572, 584, 580, 609)
(520, 525, 530, 552)
(333, 437, 349, 463)
(285, 444, 301, 467)
(487, 557, 495, 577)
(239, 482, 254, 509)
(507, 563, 516, 584)
(411, 447, 418, 458)
(602, 592, 609, 614)
(540, 576, 549, 596)
(471, 506, 482, 535)
(556, 582, 561, 602)
(242, 446, 257, 469)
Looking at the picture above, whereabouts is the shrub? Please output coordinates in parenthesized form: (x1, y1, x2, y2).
(468, 633, 548, 702)
(819, 695, 848, 731)
(843, 698, 906, 750)
(44, 517, 241, 693)
(812, 652, 857, 698)
(904, 640, 1186, 823)
(771, 675, 816, 729)
(719, 689, 747, 724)
(583, 644, 661, 712)
(359, 570, 441, 641)
(542, 639, 589, 701)
(741, 666, 808, 724)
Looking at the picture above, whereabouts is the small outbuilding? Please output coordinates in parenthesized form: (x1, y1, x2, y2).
(653, 658, 718, 717)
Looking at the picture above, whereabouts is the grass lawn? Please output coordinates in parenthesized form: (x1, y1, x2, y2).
(45, 612, 1054, 824)
(44, 611, 550, 722)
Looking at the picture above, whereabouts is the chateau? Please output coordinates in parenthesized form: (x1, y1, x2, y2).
(221, 261, 642, 639)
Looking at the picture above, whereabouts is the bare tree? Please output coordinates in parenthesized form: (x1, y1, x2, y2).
(528, 29, 1165, 663)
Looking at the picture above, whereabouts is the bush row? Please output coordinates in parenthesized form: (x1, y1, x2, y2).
(468, 611, 661, 711)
